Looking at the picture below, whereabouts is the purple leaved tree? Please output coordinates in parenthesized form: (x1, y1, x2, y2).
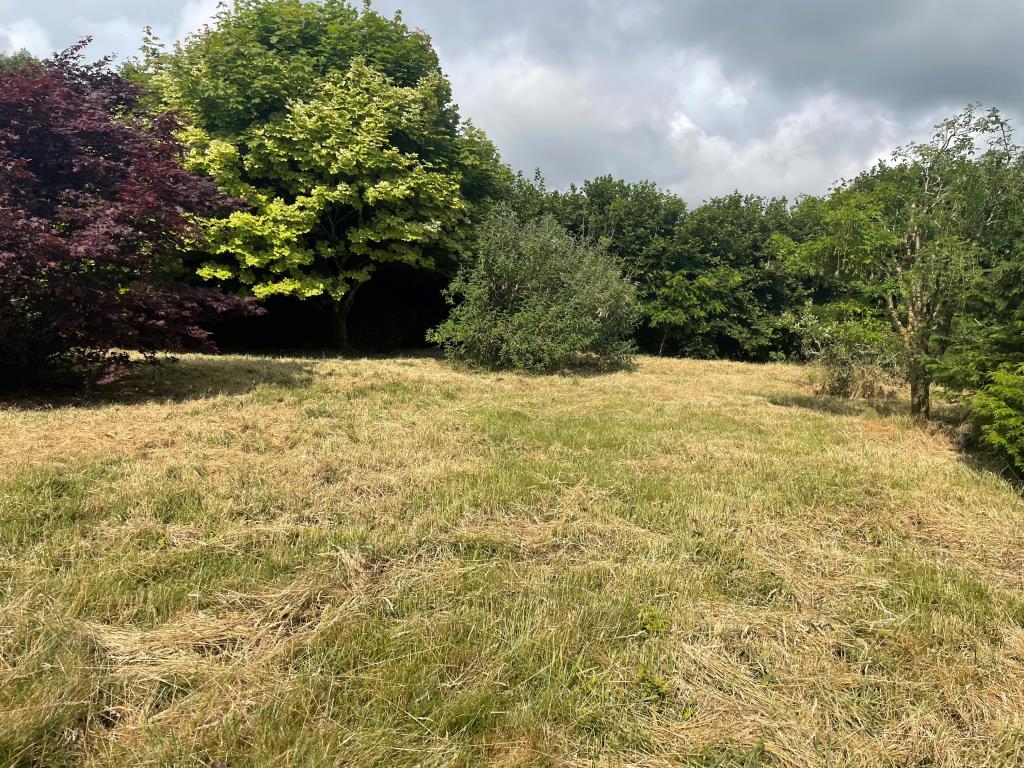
(0, 42, 259, 386)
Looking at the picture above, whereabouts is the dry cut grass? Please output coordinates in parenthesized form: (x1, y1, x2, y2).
(1, 354, 1023, 767)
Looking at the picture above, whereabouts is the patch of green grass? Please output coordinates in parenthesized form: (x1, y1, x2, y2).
(0, 462, 128, 553)
(678, 743, 773, 768)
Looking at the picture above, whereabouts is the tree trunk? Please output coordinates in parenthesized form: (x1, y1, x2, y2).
(325, 286, 361, 354)
(908, 358, 931, 420)
(328, 301, 350, 353)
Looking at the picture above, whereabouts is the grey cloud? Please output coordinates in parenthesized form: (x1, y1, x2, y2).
(0, 0, 217, 58)
(668, 0, 1024, 113)
(378, 0, 1023, 200)
(2, 0, 1021, 203)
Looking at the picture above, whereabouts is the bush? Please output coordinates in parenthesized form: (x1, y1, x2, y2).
(788, 307, 904, 398)
(0, 45, 256, 387)
(971, 365, 1024, 476)
(428, 207, 638, 372)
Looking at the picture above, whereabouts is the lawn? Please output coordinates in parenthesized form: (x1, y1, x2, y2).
(1, 354, 1022, 767)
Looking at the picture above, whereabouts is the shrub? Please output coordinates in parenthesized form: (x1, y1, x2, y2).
(0, 44, 257, 387)
(971, 365, 1024, 476)
(788, 308, 904, 398)
(428, 207, 638, 372)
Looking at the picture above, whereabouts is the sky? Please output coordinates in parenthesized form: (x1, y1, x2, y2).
(3, 0, 1022, 204)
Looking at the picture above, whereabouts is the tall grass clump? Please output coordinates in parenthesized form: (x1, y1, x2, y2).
(429, 206, 638, 372)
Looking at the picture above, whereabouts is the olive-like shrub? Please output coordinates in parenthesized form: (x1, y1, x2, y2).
(429, 207, 638, 372)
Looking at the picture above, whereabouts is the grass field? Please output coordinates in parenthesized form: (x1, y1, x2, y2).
(2, 354, 1023, 767)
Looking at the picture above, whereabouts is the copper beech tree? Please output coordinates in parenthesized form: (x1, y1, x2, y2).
(0, 43, 257, 386)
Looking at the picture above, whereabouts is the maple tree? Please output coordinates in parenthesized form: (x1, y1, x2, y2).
(0, 43, 257, 386)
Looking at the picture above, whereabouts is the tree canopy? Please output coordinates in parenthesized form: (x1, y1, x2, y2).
(649, 193, 805, 360)
(777, 106, 1023, 416)
(141, 0, 510, 348)
(0, 43, 255, 386)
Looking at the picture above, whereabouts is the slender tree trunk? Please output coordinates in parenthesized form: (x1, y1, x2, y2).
(325, 285, 362, 354)
(889, 296, 931, 420)
(328, 301, 350, 353)
(908, 357, 930, 420)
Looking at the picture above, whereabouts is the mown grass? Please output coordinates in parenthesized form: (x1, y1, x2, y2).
(1, 354, 1023, 767)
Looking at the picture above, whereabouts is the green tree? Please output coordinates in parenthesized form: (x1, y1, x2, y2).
(554, 176, 686, 279)
(649, 193, 805, 360)
(777, 106, 1020, 417)
(141, 0, 509, 349)
(935, 146, 1024, 391)
(180, 58, 467, 349)
(0, 49, 37, 72)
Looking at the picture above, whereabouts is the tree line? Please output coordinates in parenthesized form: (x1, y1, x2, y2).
(1, 0, 1022, 476)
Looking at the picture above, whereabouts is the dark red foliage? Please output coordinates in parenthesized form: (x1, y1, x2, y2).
(0, 41, 258, 386)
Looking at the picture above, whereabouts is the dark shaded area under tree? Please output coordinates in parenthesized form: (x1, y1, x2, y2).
(211, 263, 449, 354)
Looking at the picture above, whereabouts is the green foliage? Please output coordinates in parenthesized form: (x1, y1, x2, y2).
(428, 207, 638, 372)
(143, 0, 443, 135)
(971, 365, 1024, 476)
(141, 0, 509, 348)
(546, 175, 687, 280)
(0, 48, 38, 72)
(509, 178, 809, 361)
(787, 305, 904, 398)
(636, 605, 673, 637)
(185, 59, 465, 299)
(635, 666, 673, 705)
(936, 158, 1024, 391)
(649, 194, 807, 360)
(776, 105, 1022, 416)
(508, 173, 685, 344)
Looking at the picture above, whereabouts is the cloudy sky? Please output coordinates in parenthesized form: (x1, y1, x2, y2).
(3, 0, 1021, 203)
